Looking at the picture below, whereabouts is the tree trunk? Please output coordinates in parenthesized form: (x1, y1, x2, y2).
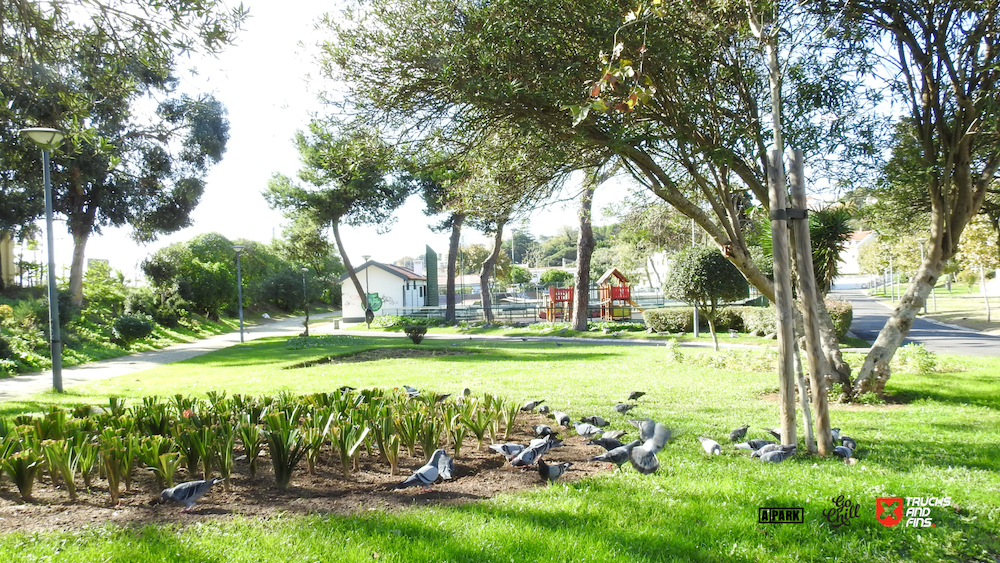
(572, 171, 598, 331)
(479, 221, 506, 323)
(332, 222, 367, 308)
(445, 213, 465, 323)
(68, 229, 89, 308)
(981, 266, 991, 323)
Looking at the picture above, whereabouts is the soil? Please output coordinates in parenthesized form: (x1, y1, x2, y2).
(0, 415, 612, 534)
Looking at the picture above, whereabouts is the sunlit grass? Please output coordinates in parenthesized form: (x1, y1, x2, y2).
(0, 337, 998, 562)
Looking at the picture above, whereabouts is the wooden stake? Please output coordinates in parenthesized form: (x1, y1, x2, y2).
(767, 149, 797, 446)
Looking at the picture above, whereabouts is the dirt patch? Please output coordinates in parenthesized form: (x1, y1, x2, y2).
(759, 392, 907, 411)
(286, 348, 474, 369)
(0, 416, 611, 534)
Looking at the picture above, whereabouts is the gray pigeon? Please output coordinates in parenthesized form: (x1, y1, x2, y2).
(161, 477, 223, 512)
(510, 436, 563, 468)
(586, 437, 623, 451)
(629, 423, 671, 474)
(697, 436, 721, 455)
(532, 424, 558, 438)
(521, 399, 545, 412)
(436, 450, 455, 480)
(840, 435, 857, 450)
(574, 422, 603, 439)
(614, 403, 636, 414)
(538, 459, 573, 483)
(832, 445, 853, 460)
(590, 439, 641, 468)
(735, 438, 775, 451)
(489, 443, 524, 461)
(580, 415, 610, 428)
(763, 427, 782, 440)
(759, 446, 797, 463)
(395, 448, 448, 490)
(629, 418, 657, 441)
(403, 385, 420, 398)
(627, 391, 646, 401)
(602, 429, 627, 440)
(538, 405, 551, 414)
(831, 427, 841, 442)
(729, 425, 749, 442)
(553, 411, 571, 427)
(751, 444, 796, 458)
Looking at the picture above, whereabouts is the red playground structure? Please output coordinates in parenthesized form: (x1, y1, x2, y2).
(543, 287, 574, 321)
(597, 268, 640, 321)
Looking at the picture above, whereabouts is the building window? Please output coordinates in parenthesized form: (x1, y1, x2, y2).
(420, 286, 424, 298)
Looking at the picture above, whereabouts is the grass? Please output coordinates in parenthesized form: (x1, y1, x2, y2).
(0, 337, 998, 562)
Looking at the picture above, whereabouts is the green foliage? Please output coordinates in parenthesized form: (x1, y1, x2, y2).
(664, 246, 749, 309)
(264, 410, 310, 489)
(539, 269, 573, 286)
(642, 308, 693, 332)
(404, 325, 427, 344)
(112, 313, 156, 346)
(825, 299, 853, 338)
(893, 343, 938, 375)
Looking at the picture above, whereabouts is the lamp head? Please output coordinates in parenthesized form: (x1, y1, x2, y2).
(231, 244, 245, 253)
(19, 127, 65, 151)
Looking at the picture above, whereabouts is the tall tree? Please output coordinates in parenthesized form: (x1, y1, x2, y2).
(263, 120, 409, 311)
(813, 0, 1000, 395)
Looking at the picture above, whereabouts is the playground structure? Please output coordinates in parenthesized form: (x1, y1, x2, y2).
(538, 268, 645, 321)
(597, 268, 643, 321)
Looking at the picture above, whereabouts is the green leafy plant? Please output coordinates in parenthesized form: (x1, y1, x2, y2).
(99, 429, 127, 506)
(41, 438, 79, 500)
(404, 325, 427, 344)
(1, 449, 41, 501)
(214, 423, 236, 490)
(501, 399, 520, 440)
(461, 400, 497, 451)
(394, 409, 424, 458)
(237, 417, 264, 478)
(136, 434, 177, 490)
(328, 416, 371, 478)
(418, 416, 442, 462)
(264, 410, 310, 489)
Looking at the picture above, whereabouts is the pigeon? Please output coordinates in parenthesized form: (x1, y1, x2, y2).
(763, 427, 782, 440)
(436, 450, 455, 480)
(840, 435, 857, 450)
(538, 459, 573, 483)
(627, 391, 646, 401)
(538, 405, 551, 414)
(403, 385, 420, 398)
(734, 438, 775, 451)
(553, 411, 571, 427)
(831, 427, 841, 442)
(489, 443, 525, 461)
(759, 446, 797, 463)
(574, 422, 603, 439)
(697, 436, 721, 455)
(629, 418, 657, 441)
(580, 415, 609, 428)
(832, 445, 853, 460)
(729, 425, 749, 442)
(586, 437, 623, 451)
(510, 436, 562, 467)
(532, 424, 558, 438)
(521, 400, 545, 412)
(395, 448, 449, 491)
(161, 478, 223, 513)
(751, 444, 797, 458)
(613, 403, 636, 414)
(462, 387, 472, 398)
(590, 439, 642, 469)
(338, 385, 356, 393)
(602, 429, 627, 440)
(629, 423, 671, 474)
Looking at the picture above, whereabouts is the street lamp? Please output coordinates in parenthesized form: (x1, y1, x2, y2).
(19, 127, 65, 393)
(361, 254, 373, 327)
(301, 267, 309, 337)
(232, 245, 245, 342)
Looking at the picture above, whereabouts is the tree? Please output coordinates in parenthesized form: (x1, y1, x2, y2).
(956, 217, 1000, 321)
(264, 120, 409, 314)
(664, 246, 748, 350)
(540, 269, 574, 287)
(1, 1, 247, 306)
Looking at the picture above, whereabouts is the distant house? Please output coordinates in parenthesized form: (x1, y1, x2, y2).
(339, 260, 428, 324)
(840, 230, 876, 275)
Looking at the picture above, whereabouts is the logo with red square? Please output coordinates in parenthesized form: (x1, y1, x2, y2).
(876, 497, 904, 527)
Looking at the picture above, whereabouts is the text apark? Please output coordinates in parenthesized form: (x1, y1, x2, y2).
(758, 507, 805, 524)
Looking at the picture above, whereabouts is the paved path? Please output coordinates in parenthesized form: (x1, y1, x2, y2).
(0, 313, 336, 403)
(829, 286, 1000, 357)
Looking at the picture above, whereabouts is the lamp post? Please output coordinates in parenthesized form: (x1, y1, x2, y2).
(301, 267, 309, 337)
(361, 254, 373, 327)
(232, 245, 245, 342)
(19, 127, 65, 393)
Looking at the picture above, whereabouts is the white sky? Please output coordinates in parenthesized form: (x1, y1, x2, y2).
(40, 0, 627, 281)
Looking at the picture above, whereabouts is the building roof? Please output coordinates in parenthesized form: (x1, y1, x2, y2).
(597, 268, 629, 284)
(338, 261, 426, 283)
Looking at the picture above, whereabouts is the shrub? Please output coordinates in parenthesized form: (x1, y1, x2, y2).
(124, 287, 158, 316)
(893, 343, 937, 374)
(825, 299, 853, 338)
(0, 304, 13, 326)
(642, 308, 693, 332)
(739, 306, 777, 336)
(112, 313, 156, 346)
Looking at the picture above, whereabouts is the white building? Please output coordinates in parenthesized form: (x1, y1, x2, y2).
(339, 260, 428, 324)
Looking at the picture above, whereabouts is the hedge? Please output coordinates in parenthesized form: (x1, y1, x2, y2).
(643, 300, 852, 338)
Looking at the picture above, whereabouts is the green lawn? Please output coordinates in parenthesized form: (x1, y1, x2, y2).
(1, 336, 997, 562)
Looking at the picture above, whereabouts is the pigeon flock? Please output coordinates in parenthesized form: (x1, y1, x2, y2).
(158, 389, 859, 512)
